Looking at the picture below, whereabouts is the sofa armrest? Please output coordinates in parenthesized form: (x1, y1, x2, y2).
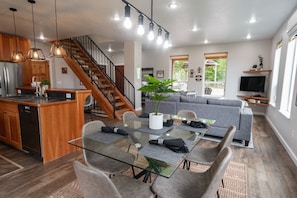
(238, 107, 253, 140)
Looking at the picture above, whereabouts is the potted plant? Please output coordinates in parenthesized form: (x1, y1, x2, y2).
(138, 75, 175, 129)
(41, 79, 50, 89)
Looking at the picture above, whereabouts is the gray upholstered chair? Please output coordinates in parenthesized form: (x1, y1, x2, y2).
(82, 120, 135, 176)
(177, 110, 197, 120)
(152, 147, 232, 198)
(73, 161, 155, 198)
(183, 125, 236, 170)
(84, 95, 94, 120)
(122, 111, 137, 152)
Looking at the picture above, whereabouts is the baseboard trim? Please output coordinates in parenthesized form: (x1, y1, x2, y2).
(265, 115, 297, 167)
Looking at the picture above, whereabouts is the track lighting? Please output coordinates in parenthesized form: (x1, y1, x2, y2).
(156, 27, 163, 45)
(123, 4, 132, 29)
(137, 14, 145, 35)
(122, 0, 171, 47)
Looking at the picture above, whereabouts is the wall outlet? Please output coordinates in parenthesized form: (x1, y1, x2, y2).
(66, 93, 71, 99)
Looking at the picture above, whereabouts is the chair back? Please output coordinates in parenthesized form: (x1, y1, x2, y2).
(73, 161, 122, 198)
(82, 120, 105, 136)
(84, 95, 94, 108)
(202, 147, 232, 198)
(177, 110, 197, 120)
(82, 121, 106, 166)
(122, 111, 137, 125)
(217, 125, 236, 152)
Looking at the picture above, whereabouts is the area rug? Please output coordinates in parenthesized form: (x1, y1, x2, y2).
(0, 155, 24, 179)
(49, 161, 247, 198)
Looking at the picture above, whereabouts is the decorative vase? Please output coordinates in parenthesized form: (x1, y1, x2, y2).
(149, 112, 163, 130)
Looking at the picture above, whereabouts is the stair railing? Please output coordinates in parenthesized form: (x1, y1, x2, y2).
(72, 35, 135, 107)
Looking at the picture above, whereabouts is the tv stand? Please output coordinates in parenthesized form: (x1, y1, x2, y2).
(237, 95, 269, 106)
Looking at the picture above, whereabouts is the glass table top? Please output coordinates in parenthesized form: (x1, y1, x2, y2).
(69, 115, 215, 179)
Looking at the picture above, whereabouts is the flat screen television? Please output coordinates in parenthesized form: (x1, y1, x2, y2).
(240, 76, 265, 92)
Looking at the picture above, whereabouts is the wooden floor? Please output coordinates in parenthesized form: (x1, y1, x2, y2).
(0, 115, 297, 197)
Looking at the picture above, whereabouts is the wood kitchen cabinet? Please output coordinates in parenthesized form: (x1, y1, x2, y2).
(0, 33, 30, 62)
(22, 60, 50, 86)
(0, 102, 22, 149)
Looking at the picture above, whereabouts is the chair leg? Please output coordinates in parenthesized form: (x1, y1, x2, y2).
(217, 190, 220, 198)
(221, 179, 224, 188)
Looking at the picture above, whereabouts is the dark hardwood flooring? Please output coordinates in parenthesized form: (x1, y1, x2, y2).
(0, 115, 297, 197)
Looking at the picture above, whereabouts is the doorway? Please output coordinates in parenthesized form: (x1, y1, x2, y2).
(204, 53, 227, 97)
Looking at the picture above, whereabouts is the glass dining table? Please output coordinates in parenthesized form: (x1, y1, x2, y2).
(68, 114, 215, 182)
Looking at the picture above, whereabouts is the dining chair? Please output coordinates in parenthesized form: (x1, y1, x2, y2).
(151, 147, 232, 198)
(122, 111, 138, 152)
(177, 110, 197, 120)
(73, 161, 155, 198)
(82, 120, 135, 176)
(84, 95, 94, 120)
(183, 125, 236, 170)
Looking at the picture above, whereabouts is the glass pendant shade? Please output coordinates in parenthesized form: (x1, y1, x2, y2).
(10, 8, 25, 63)
(49, 42, 67, 58)
(27, 0, 45, 61)
(11, 51, 25, 63)
(27, 48, 46, 60)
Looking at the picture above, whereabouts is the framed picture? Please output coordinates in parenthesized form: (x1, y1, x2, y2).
(156, 70, 164, 78)
(61, 67, 68, 74)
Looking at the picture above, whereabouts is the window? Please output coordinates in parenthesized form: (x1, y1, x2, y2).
(280, 36, 297, 118)
(171, 55, 189, 91)
(269, 41, 282, 107)
(204, 53, 228, 97)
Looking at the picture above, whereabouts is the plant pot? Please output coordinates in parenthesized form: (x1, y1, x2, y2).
(149, 112, 163, 130)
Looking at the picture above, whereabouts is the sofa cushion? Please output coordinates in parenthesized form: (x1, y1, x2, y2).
(144, 99, 176, 115)
(163, 95, 181, 102)
(207, 98, 243, 108)
(180, 95, 208, 104)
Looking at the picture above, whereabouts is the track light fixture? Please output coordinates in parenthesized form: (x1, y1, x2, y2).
(122, 0, 171, 48)
(10, 8, 25, 63)
(137, 14, 145, 35)
(123, 4, 132, 29)
(27, 0, 45, 61)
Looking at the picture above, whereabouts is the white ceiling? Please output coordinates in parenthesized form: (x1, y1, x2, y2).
(0, 0, 297, 54)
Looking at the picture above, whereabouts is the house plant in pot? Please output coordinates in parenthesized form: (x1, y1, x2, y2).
(138, 75, 175, 129)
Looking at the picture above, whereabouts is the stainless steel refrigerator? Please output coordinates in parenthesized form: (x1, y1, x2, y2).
(0, 62, 23, 97)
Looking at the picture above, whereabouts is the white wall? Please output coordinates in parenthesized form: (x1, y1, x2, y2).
(266, 10, 297, 166)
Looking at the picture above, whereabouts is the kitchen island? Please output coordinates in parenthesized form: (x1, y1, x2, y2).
(0, 88, 91, 163)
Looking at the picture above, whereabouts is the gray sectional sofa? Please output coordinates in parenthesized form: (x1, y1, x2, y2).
(144, 95, 253, 146)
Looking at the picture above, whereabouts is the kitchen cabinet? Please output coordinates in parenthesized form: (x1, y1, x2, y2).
(0, 33, 30, 62)
(22, 60, 50, 86)
(0, 101, 22, 149)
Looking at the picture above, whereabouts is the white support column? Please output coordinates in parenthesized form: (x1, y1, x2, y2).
(124, 41, 142, 112)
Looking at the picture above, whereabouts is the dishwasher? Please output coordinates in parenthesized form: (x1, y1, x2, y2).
(18, 104, 42, 160)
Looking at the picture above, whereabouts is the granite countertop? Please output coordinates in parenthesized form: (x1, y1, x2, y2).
(0, 95, 74, 107)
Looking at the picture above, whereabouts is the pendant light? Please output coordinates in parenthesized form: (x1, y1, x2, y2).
(26, 0, 45, 61)
(49, 0, 67, 58)
(10, 8, 25, 63)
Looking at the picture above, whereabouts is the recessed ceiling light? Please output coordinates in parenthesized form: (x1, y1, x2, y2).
(113, 14, 120, 21)
(168, 1, 178, 9)
(192, 26, 199, 32)
(246, 34, 251, 39)
(249, 17, 256, 24)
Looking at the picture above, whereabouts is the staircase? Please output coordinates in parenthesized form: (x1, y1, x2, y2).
(61, 36, 136, 120)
